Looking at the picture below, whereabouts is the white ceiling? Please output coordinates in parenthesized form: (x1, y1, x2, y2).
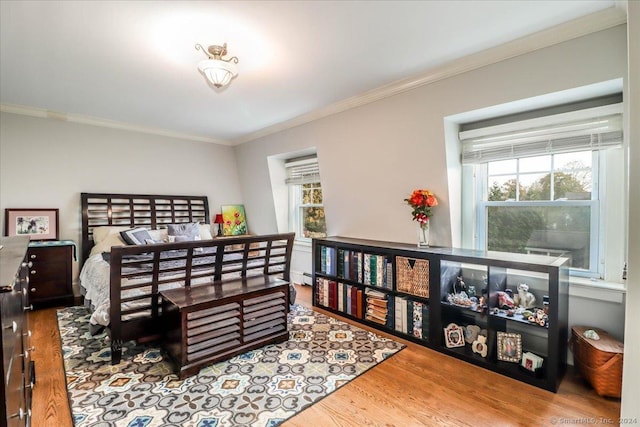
(0, 1, 622, 145)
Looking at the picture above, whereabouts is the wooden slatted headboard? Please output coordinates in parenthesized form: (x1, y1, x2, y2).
(81, 192, 210, 262)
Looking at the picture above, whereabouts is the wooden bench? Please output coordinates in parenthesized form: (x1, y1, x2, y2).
(161, 275, 290, 378)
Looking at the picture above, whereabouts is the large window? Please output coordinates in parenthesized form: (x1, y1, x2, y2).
(480, 151, 597, 272)
(286, 156, 327, 240)
(461, 103, 623, 278)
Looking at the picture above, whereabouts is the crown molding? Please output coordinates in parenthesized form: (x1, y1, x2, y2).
(1, 7, 627, 147)
(233, 6, 627, 146)
(0, 103, 231, 146)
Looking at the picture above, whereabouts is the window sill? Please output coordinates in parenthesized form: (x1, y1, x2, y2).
(569, 277, 625, 303)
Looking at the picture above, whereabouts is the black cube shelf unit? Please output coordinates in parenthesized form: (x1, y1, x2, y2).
(312, 236, 569, 392)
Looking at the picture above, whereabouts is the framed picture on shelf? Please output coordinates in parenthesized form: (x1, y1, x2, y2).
(221, 204, 247, 236)
(444, 323, 466, 348)
(497, 331, 522, 363)
(4, 208, 59, 240)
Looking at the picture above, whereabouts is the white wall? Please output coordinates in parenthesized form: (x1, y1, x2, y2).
(234, 26, 628, 346)
(236, 26, 626, 246)
(0, 112, 243, 291)
(621, 0, 640, 419)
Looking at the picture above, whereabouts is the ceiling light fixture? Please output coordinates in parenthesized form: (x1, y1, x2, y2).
(195, 43, 239, 89)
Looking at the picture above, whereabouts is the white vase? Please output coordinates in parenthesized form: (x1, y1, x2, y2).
(417, 221, 430, 247)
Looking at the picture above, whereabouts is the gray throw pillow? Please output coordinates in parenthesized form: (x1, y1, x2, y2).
(120, 228, 153, 245)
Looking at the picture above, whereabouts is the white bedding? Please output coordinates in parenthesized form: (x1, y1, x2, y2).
(80, 254, 217, 327)
(79, 251, 251, 328)
(79, 254, 112, 326)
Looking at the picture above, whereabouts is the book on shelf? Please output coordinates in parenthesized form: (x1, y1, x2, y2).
(320, 247, 327, 273)
(365, 288, 386, 299)
(367, 304, 387, 318)
(363, 253, 392, 288)
(365, 288, 388, 325)
(365, 314, 387, 325)
(393, 296, 429, 339)
(317, 278, 363, 317)
(316, 277, 326, 307)
(320, 246, 337, 276)
(363, 254, 372, 285)
(315, 277, 337, 310)
(336, 249, 363, 282)
(395, 296, 405, 333)
(329, 280, 338, 310)
(412, 301, 423, 339)
(386, 296, 395, 329)
(366, 297, 387, 308)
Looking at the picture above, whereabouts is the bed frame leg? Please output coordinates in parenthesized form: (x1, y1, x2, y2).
(111, 340, 123, 364)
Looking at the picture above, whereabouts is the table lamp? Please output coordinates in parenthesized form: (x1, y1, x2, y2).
(214, 214, 224, 237)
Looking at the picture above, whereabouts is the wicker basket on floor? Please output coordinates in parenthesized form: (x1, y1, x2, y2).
(570, 326, 623, 398)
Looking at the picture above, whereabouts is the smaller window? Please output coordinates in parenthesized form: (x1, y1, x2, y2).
(286, 156, 327, 240)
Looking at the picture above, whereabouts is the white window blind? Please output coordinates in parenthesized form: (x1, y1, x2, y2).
(285, 155, 320, 185)
(460, 104, 623, 164)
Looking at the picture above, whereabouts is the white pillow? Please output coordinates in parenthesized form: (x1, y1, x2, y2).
(148, 228, 168, 242)
(199, 223, 213, 240)
(89, 233, 126, 257)
(92, 226, 131, 244)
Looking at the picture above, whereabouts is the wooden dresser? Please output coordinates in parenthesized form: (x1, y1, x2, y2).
(1, 236, 35, 427)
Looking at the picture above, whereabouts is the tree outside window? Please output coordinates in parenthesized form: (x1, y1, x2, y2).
(300, 182, 326, 238)
(483, 151, 594, 271)
(286, 155, 327, 241)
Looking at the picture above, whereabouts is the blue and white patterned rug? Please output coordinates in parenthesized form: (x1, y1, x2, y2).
(58, 305, 405, 427)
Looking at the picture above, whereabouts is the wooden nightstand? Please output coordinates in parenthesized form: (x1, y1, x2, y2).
(27, 240, 74, 308)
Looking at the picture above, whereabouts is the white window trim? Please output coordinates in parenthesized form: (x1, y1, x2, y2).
(288, 184, 317, 244)
(285, 155, 325, 244)
(475, 151, 601, 278)
(461, 108, 626, 286)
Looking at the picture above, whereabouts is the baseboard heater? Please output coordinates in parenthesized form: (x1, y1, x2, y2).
(303, 272, 312, 285)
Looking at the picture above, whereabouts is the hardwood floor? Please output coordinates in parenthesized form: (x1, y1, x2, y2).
(29, 305, 74, 426)
(30, 284, 620, 427)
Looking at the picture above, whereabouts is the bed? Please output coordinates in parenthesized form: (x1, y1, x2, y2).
(79, 192, 295, 364)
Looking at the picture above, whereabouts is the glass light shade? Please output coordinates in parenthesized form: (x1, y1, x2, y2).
(198, 59, 238, 88)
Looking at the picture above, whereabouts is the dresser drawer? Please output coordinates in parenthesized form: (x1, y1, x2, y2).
(27, 246, 68, 264)
(29, 278, 71, 300)
(28, 260, 67, 283)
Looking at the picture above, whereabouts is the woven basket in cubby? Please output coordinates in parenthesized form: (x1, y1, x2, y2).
(395, 256, 429, 298)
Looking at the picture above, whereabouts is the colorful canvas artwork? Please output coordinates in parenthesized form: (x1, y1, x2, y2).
(221, 204, 247, 236)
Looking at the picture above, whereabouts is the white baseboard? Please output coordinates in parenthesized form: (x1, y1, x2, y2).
(291, 270, 312, 286)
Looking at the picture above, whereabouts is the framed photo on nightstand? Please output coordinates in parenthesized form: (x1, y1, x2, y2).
(5, 208, 59, 240)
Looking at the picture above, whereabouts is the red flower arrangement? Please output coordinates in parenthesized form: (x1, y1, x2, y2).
(405, 189, 438, 227)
